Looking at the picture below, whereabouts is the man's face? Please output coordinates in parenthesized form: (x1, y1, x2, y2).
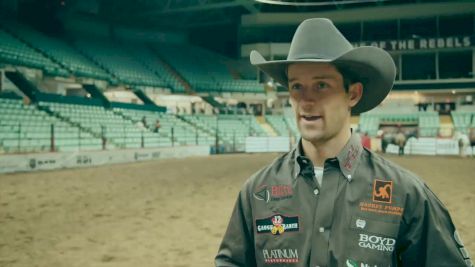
(287, 62, 359, 144)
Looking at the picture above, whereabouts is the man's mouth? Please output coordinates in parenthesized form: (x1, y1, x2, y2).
(301, 115, 322, 121)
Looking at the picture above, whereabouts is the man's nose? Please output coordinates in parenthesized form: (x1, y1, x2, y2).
(299, 87, 317, 103)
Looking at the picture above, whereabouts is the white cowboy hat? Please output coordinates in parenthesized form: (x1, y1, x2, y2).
(250, 18, 396, 114)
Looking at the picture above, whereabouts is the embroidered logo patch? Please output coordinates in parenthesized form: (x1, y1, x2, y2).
(262, 248, 299, 264)
(358, 233, 396, 252)
(254, 184, 293, 203)
(256, 214, 299, 235)
(372, 180, 392, 203)
(254, 185, 270, 202)
(356, 218, 366, 229)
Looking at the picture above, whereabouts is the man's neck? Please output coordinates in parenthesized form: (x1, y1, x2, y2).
(301, 128, 352, 167)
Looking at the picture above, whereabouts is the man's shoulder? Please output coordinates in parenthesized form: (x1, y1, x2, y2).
(363, 150, 425, 189)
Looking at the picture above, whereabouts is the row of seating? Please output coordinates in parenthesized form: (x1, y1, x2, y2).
(266, 115, 293, 136)
(182, 114, 267, 151)
(113, 107, 214, 146)
(0, 98, 102, 153)
(1, 20, 110, 80)
(0, 28, 66, 77)
(359, 112, 440, 137)
(3, 95, 473, 154)
(0, 19, 263, 94)
(451, 111, 475, 134)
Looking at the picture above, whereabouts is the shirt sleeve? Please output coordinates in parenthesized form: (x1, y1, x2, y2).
(397, 183, 473, 267)
(215, 183, 256, 267)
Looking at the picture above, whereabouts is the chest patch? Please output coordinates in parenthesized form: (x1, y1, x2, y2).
(256, 214, 300, 235)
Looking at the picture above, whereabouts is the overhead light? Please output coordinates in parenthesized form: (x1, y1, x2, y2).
(451, 90, 456, 94)
(254, 0, 387, 6)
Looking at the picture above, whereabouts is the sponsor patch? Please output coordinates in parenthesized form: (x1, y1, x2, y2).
(356, 219, 366, 229)
(372, 180, 392, 203)
(256, 214, 299, 235)
(262, 248, 299, 264)
(359, 201, 403, 216)
(254, 184, 293, 203)
(358, 233, 395, 252)
(343, 144, 360, 170)
(254, 185, 270, 202)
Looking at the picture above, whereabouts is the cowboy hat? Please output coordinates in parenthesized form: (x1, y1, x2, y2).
(250, 18, 396, 114)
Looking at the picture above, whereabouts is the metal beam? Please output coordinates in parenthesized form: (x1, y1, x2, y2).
(135, 0, 242, 17)
(237, 0, 260, 14)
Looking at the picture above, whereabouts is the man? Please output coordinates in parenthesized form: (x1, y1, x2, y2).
(215, 18, 472, 267)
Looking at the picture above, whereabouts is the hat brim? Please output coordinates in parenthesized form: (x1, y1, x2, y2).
(250, 46, 396, 114)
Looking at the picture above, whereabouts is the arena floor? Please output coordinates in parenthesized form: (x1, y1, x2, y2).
(0, 153, 474, 267)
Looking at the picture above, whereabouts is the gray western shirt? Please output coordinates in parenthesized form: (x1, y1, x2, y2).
(215, 133, 472, 267)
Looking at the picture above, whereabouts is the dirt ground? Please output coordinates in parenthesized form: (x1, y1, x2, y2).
(0, 153, 474, 267)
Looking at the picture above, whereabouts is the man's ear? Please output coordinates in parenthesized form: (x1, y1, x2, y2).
(348, 82, 363, 108)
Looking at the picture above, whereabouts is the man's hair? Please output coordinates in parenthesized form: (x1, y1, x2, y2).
(334, 63, 362, 93)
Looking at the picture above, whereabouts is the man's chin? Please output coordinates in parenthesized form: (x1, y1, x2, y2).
(300, 132, 324, 143)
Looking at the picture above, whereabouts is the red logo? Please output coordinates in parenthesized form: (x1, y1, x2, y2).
(271, 185, 293, 198)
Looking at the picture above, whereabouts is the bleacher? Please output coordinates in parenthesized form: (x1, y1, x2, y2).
(418, 112, 440, 137)
(359, 111, 440, 137)
(120, 42, 185, 93)
(0, 20, 110, 81)
(359, 113, 381, 136)
(452, 111, 475, 134)
(38, 101, 170, 149)
(182, 114, 267, 151)
(0, 19, 263, 95)
(0, 97, 102, 153)
(152, 43, 263, 94)
(113, 108, 214, 146)
(72, 37, 166, 87)
(266, 115, 291, 136)
(0, 27, 66, 77)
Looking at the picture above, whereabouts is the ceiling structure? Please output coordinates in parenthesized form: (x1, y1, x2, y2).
(63, 0, 449, 30)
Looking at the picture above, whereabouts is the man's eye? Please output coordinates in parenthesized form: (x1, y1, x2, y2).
(290, 84, 302, 90)
(316, 82, 328, 89)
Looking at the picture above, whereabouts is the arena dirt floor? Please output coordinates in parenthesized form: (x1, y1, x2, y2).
(0, 153, 474, 267)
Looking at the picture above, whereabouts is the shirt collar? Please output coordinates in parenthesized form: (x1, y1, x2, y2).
(292, 131, 363, 182)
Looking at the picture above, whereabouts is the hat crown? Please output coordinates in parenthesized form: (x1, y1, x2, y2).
(288, 18, 353, 61)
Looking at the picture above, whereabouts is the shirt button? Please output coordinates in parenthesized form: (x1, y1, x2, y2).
(313, 188, 319, 195)
(319, 227, 325, 233)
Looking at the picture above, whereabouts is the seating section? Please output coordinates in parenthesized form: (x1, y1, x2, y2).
(120, 42, 185, 93)
(360, 112, 440, 137)
(153, 43, 263, 93)
(113, 108, 214, 146)
(0, 19, 263, 94)
(359, 114, 381, 136)
(73, 37, 166, 87)
(0, 27, 66, 76)
(38, 102, 177, 149)
(283, 109, 299, 138)
(0, 98, 101, 153)
(418, 112, 440, 137)
(0, 20, 110, 80)
(452, 111, 475, 134)
(182, 114, 267, 151)
(266, 115, 292, 136)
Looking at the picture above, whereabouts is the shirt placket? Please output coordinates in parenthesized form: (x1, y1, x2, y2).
(309, 161, 341, 267)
